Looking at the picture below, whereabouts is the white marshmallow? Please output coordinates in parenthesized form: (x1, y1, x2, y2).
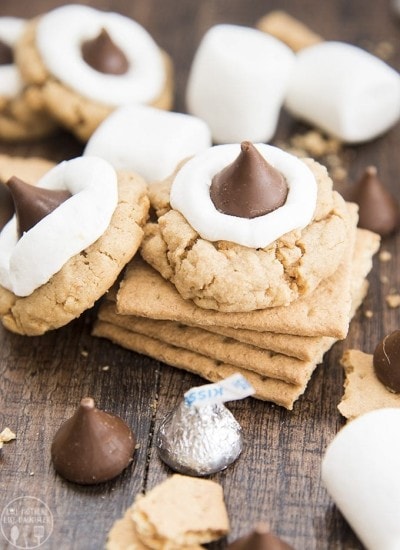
(36, 5, 165, 106)
(84, 105, 212, 183)
(170, 143, 317, 249)
(322, 408, 400, 550)
(0, 17, 25, 97)
(186, 25, 296, 144)
(285, 41, 400, 143)
(0, 157, 118, 297)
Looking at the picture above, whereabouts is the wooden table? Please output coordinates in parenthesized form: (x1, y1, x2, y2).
(1, 1, 399, 548)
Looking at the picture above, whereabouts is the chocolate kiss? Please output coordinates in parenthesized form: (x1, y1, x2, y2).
(373, 330, 400, 393)
(349, 166, 400, 237)
(6, 175, 72, 237)
(210, 142, 288, 219)
(51, 397, 136, 485)
(227, 523, 294, 550)
(81, 28, 129, 75)
(0, 39, 13, 65)
(0, 183, 14, 230)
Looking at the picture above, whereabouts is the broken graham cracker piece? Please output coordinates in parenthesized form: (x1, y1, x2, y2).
(256, 10, 323, 52)
(338, 350, 400, 420)
(107, 474, 229, 550)
(0, 427, 16, 450)
(107, 505, 148, 550)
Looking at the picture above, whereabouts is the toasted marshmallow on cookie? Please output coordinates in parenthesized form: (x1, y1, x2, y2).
(0, 157, 118, 297)
(0, 17, 25, 98)
(186, 24, 295, 144)
(14, 4, 174, 141)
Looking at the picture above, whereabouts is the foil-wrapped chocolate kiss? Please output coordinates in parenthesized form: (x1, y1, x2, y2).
(156, 374, 254, 476)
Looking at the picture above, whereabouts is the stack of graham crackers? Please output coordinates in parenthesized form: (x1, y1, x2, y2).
(93, 202, 379, 410)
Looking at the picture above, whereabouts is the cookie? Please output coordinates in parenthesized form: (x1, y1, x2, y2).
(0, 156, 149, 335)
(15, 6, 174, 141)
(118, 216, 360, 339)
(0, 17, 57, 141)
(338, 350, 400, 420)
(107, 474, 229, 550)
(140, 150, 350, 312)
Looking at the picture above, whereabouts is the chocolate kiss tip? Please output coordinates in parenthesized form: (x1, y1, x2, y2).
(210, 141, 288, 219)
(80, 397, 95, 409)
(6, 175, 72, 237)
(254, 523, 270, 534)
(81, 27, 129, 75)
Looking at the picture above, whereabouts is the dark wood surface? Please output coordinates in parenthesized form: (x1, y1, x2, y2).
(1, 1, 400, 549)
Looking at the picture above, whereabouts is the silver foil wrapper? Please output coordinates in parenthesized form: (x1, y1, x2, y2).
(156, 400, 243, 476)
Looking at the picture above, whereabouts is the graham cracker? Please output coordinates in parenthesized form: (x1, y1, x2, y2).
(257, 11, 323, 52)
(98, 300, 316, 385)
(131, 474, 228, 549)
(338, 350, 400, 420)
(94, 227, 377, 408)
(92, 320, 307, 409)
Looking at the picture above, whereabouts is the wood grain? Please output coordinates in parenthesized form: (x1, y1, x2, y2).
(1, 1, 399, 548)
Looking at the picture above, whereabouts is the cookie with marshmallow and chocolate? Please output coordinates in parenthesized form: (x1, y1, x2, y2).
(0, 155, 149, 335)
(0, 17, 57, 141)
(14, 5, 174, 141)
(140, 142, 351, 312)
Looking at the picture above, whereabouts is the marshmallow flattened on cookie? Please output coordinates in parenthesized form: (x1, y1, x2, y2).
(186, 24, 295, 143)
(0, 17, 25, 98)
(35, 4, 166, 107)
(170, 143, 317, 248)
(0, 157, 118, 297)
(285, 41, 400, 143)
(85, 105, 212, 183)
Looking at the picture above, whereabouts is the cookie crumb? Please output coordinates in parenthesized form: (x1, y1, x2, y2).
(0, 427, 16, 444)
(364, 310, 374, 318)
(379, 250, 392, 262)
(380, 275, 389, 284)
(102, 365, 110, 371)
(386, 293, 400, 308)
(81, 349, 89, 357)
(29, 472, 35, 476)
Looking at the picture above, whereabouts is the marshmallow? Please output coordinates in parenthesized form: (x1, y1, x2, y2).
(285, 41, 400, 143)
(321, 408, 400, 550)
(186, 24, 295, 144)
(0, 157, 118, 296)
(170, 143, 317, 249)
(0, 17, 25, 97)
(84, 105, 211, 183)
(36, 5, 165, 106)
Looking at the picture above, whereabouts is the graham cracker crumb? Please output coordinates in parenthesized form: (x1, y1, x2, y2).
(374, 41, 395, 60)
(386, 293, 400, 308)
(380, 275, 389, 284)
(364, 310, 374, 318)
(0, 427, 16, 449)
(102, 365, 110, 371)
(379, 250, 392, 262)
(290, 130, 341, 157)
(81, 349, 89, 357)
